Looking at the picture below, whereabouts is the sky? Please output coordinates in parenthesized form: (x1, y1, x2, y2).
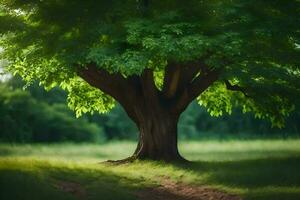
(0, 47, 12, 82)
(0, 61, 11, 82)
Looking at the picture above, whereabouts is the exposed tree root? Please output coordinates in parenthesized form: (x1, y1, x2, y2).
(103, 154, 190, 165)
(104, 156, 137, 165)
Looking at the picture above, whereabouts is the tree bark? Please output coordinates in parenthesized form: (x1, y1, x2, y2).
(132, 105, 184, 161)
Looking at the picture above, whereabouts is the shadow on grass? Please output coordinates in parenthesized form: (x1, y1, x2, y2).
(0, 169, 74, 200)
(175, 156, 300, 200)
(0, 164, 143, 200)
(1, 156, 300, 200)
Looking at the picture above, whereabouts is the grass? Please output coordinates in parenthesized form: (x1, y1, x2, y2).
(0, 139, 300, 200)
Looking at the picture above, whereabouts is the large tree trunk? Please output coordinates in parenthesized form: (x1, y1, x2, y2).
(78, 63, 219, 162)
(133, 111, 183, 161)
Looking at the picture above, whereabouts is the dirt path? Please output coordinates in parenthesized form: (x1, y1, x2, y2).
(54, 180, 87, 200)
(53, 177, 242, 200)
(136, 178, 242, 200)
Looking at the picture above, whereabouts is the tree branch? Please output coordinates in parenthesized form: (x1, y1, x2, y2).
(162, 57, 213, 100)
(224, 80, 249, 97)
(78, 63, 128, 99)
(176, 61, 208, 92)
(172, 68, 219, 113)
(77, 63, 139, 122)
(140, 68, 160, 104)
(162, 63, 181, 98)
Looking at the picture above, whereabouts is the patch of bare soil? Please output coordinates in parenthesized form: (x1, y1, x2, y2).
(54, 180, 86, 200)
(136, 177, 242, 200)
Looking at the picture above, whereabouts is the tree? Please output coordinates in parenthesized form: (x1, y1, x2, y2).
(0, 0, 299, 161)
(0, 79, 105, 143)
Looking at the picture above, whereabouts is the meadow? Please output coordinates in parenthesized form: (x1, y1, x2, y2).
(0, 139, 300, 200)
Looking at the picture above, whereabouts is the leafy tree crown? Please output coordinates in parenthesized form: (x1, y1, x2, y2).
(1, 0, 299, 127)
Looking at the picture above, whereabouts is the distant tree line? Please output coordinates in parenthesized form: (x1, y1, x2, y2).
(0, 77, 105, 143)
(0, 77, 299, 143)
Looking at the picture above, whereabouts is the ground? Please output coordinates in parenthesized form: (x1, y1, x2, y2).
(0, 140, 300, 200)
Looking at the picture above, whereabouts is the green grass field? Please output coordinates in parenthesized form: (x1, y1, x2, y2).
(0, 140, 300, 200)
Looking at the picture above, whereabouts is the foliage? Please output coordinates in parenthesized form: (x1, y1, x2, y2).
(87, 107, 138, 140)
(62, 77, 115, 118)
(0, 82, 105, 143)
(0, 76, 138, 141)
(0, 77, 299, 143)
(0, 0, 299, 127)
(180, 101, 300, 139)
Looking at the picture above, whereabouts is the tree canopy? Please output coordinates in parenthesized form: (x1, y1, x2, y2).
(1, 0, 300, 127)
